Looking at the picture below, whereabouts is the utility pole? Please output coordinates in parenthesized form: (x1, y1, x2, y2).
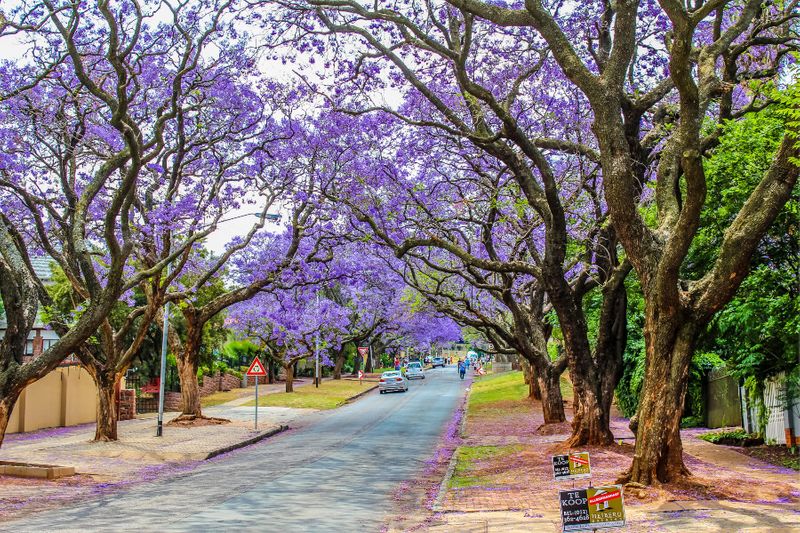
(315, 291, 320, 387)
(156, 260, 171, 437)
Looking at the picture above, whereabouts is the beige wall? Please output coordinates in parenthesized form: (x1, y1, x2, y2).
(7, 366, 97, 434)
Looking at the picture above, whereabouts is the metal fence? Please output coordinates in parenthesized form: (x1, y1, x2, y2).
(125, 369, 181, 414)
(124, 372, 160, 413)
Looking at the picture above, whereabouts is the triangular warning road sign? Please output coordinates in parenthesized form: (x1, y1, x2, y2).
(246, 356, 267, 376)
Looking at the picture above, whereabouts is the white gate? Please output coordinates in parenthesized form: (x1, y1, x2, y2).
(764, 373, 786, 445)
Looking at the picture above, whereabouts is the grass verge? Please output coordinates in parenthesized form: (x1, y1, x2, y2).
(243, 380, 374, 410)
(468, 371, 529, 409)
(201, 388, 249, 407)
(449, 444, 523, 488)
(468, 370, 573, 412)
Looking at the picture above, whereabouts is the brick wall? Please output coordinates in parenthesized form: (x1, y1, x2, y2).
(118, 389, 136, 421)
(155, 371, 244, 413)
(164, 392, 183, 412)
(199, 371, 242, 395)
(242, 374, 268, 386)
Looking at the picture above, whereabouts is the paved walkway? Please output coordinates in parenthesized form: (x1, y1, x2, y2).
(424, 501, 800, 532)
(0, 400, 312, 521)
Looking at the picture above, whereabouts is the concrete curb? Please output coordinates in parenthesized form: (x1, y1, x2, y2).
(431, 448, 460, 512)
(204, 424, 288, 460)
(459, 385, 470, 438)
(343, 384, 378, 404)
(0, 461, 75, 480)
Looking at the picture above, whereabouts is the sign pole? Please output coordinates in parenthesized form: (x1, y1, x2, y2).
(246, 356, 267, 431)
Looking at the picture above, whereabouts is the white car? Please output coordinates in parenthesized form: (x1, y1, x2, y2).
(405, 361, 425, 380)
(379, 371, 409, 393)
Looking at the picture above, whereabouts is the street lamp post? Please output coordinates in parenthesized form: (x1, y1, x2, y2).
(156, 261, 171, 437)
(315, 291, 320, 388)
(156, 211, 281, 436)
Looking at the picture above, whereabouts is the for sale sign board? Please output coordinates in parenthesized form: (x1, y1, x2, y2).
(552, 452, 591, 480)
(559, 485, 626, 532)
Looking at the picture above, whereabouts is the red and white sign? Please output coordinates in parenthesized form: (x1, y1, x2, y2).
(358, 370, 364, 380)
(357, 346, 369, 358)
(477, 366, 486, 375)
(246, 356, 267, 376)
(588, 489, 621, 506)
(570, 454, 590, 466)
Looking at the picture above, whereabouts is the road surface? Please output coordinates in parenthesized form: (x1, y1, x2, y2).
(3, 366, 466, 532)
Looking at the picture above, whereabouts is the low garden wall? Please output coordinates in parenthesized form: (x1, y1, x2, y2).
(150, 370, 243, 413)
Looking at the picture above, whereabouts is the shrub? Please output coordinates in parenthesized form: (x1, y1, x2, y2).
(698, 428, 763, 447)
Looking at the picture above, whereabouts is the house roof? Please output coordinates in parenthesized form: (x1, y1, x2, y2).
(0, 256, 55, 330)
(30, 256, 55, 282)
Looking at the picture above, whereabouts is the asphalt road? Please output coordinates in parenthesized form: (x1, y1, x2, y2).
(3, 366, 466, 532)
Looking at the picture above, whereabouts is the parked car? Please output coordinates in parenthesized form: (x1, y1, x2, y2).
(405, 361, 425, 380)
(379, 371, 409, 393)
(431, 357, 445, 368)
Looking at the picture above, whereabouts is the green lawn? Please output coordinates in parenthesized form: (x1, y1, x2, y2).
(449, 444, 523, 488)
(243, 380, 374, 410)
(200, 388, 249, 407)
(470, 370, 573, 408)
(469, 371, 529, 409)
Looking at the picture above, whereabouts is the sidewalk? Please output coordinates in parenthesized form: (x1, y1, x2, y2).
(424, 500, 800, 532)
(0, 375, 383, 521)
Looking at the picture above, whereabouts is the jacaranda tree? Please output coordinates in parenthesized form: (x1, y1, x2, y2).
(272, 0, 799, 483)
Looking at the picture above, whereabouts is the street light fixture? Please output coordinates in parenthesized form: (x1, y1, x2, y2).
(156, 210, 280, 437)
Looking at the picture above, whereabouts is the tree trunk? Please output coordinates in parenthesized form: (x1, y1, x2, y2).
(597, 281, 628, 422)
(531, 380, 541, 401)
(566, 267, 629, 448)
(284, 363, 295, 393)
(351, 354, 361, 376)
(0, 396, 16, 449)
(551, 284, 616, 446)
(566, 382, 613, 446)
(333, 349, 345, 380)
(94, 375, 118, 441)
(177, 355, 202, 418)
(623, 314, 696, 485)
(174, 317, 204, 418)
(520, 357, 542, 400)
(537, 367, 566, 424)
